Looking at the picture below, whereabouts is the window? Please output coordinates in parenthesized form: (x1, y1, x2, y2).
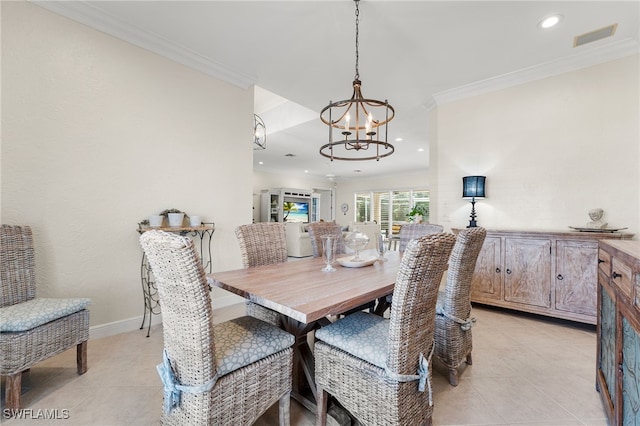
(354, 189, 430, 236)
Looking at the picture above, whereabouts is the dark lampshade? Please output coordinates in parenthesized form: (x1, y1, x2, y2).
(462, 176, 486, 199)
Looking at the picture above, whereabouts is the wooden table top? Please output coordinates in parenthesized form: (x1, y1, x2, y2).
(208, 251, 401, 324)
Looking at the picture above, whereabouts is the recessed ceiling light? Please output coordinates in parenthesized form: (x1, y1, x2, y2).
(539, 14, 563, 29)
(417, 148, 425, 152)
(304, 170, 309, 173)
(258, 161, 264, 165)
(395, 137, 403, 142)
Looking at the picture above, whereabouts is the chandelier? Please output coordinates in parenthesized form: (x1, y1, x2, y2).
(319, 0, 395, 161)
(253, 114, 266, 150)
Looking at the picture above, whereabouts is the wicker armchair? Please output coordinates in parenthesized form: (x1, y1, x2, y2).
(306, 222, 345, 258)
(235, 223, 288, 326)
(0, 225, 90, 411)
(434, 227, 486, 386)
(139, 230, 294, 425)
(398, 223, 444, 252)
(315, 233, 456, 426)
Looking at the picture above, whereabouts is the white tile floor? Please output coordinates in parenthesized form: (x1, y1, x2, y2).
(2, 304, 607, 425)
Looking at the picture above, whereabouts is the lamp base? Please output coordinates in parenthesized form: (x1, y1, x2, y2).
(467, 198, 478, 228)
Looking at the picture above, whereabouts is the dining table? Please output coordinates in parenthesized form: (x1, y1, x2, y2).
(207, 249, 402, 413)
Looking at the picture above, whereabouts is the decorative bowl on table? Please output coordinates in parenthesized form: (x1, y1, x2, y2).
(343, 227, 370, 262)
(337, 256, 377, 268)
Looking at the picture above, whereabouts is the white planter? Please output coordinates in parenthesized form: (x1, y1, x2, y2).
(149, 215, 163, 227)
(168, 213, 184, 227)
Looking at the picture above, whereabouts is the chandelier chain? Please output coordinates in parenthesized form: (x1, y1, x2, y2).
(354, 0, 360, 80)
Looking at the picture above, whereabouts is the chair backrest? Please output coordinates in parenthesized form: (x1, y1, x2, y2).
(306, 222, 346, 258)
(398, 223, 444, 252)
(235, 223, 288, 268)
(441, 227, 486, 316)
(387, 233, 456, 376)
(139, 230, 217, 387)
(0, 224, 36, 307)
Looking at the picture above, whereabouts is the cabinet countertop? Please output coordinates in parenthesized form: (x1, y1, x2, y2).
(453, 228, 634, 239)
(599, 239, 640, 261)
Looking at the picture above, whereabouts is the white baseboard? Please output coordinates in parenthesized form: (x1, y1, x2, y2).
(89, 294, 246, 339)
(89, 314, 159, 340)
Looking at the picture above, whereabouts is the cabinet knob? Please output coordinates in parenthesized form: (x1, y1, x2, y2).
(598, 258, 605, 264)
(557, 274, 564, 280)
(495, 267, 501, 273)
(612, 272, 622, 279)
(506, 268, 512, 275)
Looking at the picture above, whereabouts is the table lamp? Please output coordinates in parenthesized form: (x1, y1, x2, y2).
(462, 176, 486, 228)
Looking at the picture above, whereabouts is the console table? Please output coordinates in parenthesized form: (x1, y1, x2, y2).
(136, 223, 215, 337)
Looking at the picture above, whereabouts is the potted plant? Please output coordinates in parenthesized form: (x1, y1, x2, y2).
(407, 205, 428, 223)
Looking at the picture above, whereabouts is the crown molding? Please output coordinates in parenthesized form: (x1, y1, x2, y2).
(32, 1, 257, 89)
(428, 37, 639, 108)
(31, 1, 638, 106)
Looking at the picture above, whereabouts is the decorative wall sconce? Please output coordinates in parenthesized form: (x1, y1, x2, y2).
(462, 176, 486, 228)
(253, 114, 266, 150)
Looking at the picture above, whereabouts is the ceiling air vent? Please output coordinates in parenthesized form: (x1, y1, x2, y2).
(574, 24, 617, 47)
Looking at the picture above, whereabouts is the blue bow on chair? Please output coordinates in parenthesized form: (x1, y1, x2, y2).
(384, 350, 433, 406)
(157, 349, 218, 414)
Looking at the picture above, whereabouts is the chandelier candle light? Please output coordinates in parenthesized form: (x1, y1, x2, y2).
(320, 0, 395, 161)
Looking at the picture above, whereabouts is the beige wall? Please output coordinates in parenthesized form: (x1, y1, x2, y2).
(1, 2, 253, 332)
(435, 55, 639, 238)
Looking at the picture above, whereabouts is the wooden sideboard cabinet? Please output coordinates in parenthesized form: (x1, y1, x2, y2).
(466, 229, 633, 324)
(596, 240, 640, 425)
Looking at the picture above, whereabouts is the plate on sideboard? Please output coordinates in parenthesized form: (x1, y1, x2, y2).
(337, 256, 377, 268)
(569, 226, 628, 233)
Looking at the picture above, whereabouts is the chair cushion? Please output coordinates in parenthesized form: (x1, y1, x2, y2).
(315, 311, 388, 369)
(214, 316, 294, 377)
(0, 298, 91, 332)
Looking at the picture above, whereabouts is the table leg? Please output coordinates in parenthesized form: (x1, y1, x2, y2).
(281, 317, 321, 413)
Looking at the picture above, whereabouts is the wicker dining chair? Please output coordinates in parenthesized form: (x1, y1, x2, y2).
(398, 223, 444, 252)
(306, 222, 346, 258)
(314, 233, 456, 426)
(235, 223, 288, 326)
(373, 223, 446, 316)
(140, 230, 294, 425)
(434, 227, 486, 386)
(0, 225, 91, 412)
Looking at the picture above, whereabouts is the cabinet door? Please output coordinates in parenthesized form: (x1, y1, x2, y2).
(310, 194, 321, 223)
(555, 239, 598, 316)
(598, 283, 617, 422)
(504, 238, 551, 308)
(621, 311, 640, 424)
(471, 236, 502, 302)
